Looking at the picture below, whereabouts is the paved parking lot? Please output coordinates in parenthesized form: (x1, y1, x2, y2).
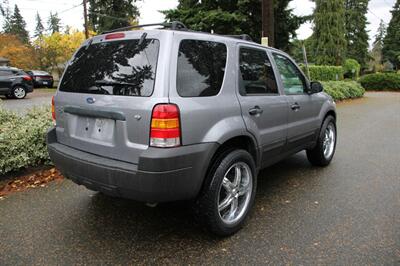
(0, 89, 55, 112)
(0, 92, 399, 265)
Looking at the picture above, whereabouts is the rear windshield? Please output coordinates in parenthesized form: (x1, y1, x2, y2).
(31, 71, 50, 76)
(59, 39, 159, 97)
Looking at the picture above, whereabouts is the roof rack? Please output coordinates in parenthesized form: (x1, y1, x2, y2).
(101, 21, 188, 34)
(224, 34, 253, 42)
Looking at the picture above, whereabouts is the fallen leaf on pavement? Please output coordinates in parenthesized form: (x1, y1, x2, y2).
(0, 168, 64, 197)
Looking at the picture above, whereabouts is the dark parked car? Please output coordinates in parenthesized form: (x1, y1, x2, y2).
(27, 70, 54, 88)
(0, 67, 34, 99)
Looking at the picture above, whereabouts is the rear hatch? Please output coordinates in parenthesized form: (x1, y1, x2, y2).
(54, 31, 167, 164)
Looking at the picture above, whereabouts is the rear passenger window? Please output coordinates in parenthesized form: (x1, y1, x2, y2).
(239, 47, 278, 95)
(177, 40, 227, 97)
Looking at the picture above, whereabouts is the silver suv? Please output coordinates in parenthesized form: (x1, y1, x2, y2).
(47, 23, 337, 236)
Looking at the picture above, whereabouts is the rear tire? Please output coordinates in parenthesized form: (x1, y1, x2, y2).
(307, 115, 337, 166)
(12, 86, 26, 99)
(195, 149, 257, 236)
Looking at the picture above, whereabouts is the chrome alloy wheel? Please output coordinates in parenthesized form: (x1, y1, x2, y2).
(217, 162, 253, 225)
(323, 123, 336, 159)
(13, 87, 26, 99)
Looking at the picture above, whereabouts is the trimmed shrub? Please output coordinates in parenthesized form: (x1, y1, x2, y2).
(0, 105, 53, 174)
(359, 73, 400, 90)
(301, 65, 344, 81)
(321, 81, 365, 101)
(343, 59, 361, 80)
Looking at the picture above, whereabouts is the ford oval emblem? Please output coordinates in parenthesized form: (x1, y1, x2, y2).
(86, 97, 95, 104)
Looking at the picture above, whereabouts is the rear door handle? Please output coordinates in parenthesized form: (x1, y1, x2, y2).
(291, 103, 300, 111)
(249, 106, 263, 116)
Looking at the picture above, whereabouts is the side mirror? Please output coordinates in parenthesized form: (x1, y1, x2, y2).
(309, 81, 323, 94)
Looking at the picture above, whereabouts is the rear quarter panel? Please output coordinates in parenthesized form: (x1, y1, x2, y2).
(168, 33, 248, 146)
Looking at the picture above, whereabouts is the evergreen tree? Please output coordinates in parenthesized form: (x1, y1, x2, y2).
(344, 0, 370, 67)
(368, 21, 386, 72)
(163, 0, 306, 51)
(88, 0, 140, 33)
(7, 5, 29, 43)
(34, 12, 44, 38)
(274, 0, 309, 51)
(383, 0, 400, 69)
(1, 0, 12, 33)
(372, 20, 386, 63)
(48, 12, 61, 34)
(0, 0, 6, 16)
(312, 0, 347, 65)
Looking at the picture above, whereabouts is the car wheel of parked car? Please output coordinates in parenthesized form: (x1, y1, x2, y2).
(195, 149, 257, 236)
(307, 115, 337, 166)
(12, 86, 27, 99)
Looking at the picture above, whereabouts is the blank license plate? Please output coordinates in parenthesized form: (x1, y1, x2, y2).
(74, 116, 115, 143)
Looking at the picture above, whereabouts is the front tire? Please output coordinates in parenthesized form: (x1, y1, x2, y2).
(12, 86, 27, 99)
(307, 115, 337, 166)
(195, 149, 257, 236)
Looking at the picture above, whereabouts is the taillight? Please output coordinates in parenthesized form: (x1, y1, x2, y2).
(22, 75, 32, 81)
(150, 104, 181, 148)
(51, 96, 56, 121)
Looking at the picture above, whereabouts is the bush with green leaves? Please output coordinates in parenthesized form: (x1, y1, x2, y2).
(321, 81, 365, 101)
(301, 65, 344, 81)
(0, 105, 53, 174)
(343, 59, 361, 80)
(359, 73, 400, 90)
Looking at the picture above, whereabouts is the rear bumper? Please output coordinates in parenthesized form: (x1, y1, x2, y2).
(47, 128, 218, 202)
(34, 80, 53, 88)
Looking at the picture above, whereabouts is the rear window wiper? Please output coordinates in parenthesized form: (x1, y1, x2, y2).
(94, 80, 139, 87)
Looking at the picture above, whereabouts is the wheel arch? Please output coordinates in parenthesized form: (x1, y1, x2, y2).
(198, 134, 259, 198)
(324, 109, 336, 121)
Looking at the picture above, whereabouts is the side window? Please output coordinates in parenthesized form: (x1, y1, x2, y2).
(239, 47, 278, 95)
(273, 53, 307, 95)
(177, 40, 227, 97)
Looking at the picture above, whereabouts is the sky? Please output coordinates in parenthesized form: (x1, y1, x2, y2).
(2, 0, 397, 46)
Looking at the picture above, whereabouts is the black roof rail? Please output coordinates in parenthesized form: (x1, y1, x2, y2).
(101, 21, 188, 34)
(224, 34, 253, 42)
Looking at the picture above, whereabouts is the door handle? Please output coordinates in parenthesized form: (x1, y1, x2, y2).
(249, 106, 263, 116)
(291, 103, 300, 111)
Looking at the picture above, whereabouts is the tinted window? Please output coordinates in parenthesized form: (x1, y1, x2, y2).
(59, 39, 159, 97)
(177, 40, 227, 97)
(239, 47, 278, 95)
(273, 53, 306, 95)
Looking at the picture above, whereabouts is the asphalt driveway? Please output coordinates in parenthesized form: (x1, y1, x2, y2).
(0, 92, 399, 265)
(0, 89, 54, 112)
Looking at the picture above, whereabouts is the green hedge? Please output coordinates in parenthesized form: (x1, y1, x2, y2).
(321, 81, 365, 101)
(0, 104, 53, 174)
(343, 59, 361, 80)
(301, 65, 344, 81)
(359, 73, 400, 91)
